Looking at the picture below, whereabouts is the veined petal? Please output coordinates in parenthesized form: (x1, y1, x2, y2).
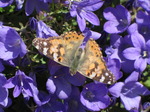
(77, 14, 86, 31)
(25, 0, 35, 16)
(120, 94, 141, 111)
(82, 11, 100, 26)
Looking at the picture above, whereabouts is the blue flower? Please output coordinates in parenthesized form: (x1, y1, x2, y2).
(25, 0, 49, 16)
(4, 70, 39, 100)
(69, 0, 104, 31)
(0, 25, 27, 61)
(109, 71, 150, 111)
(136, 11, 150, 41)
(103, 5, 131, 34)
(64, 86, 86, 112)
(123, 23, 150, 72)
(35, 95, 66, 112)
(47, 60, 85, 99)
(36, 20, 59, 38)
(0, 73, 9, 107)
(80, 82, 110, 111)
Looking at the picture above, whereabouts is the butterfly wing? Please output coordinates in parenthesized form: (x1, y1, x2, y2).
(77, 39, 115, 84)
(32, 32, 84, 67)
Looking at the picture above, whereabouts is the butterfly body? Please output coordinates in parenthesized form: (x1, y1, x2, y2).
(32, 31, 115, 84)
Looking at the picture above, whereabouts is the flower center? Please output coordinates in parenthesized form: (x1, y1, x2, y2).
(142, 50, 148, 58)
(119, 19, 128, 26)
(85, 90, 95, 101)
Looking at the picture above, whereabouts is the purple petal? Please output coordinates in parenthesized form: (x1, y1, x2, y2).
(125, 71, 139, 83)
(3, 77, 15, 88)
(80, 94, 110, 111)
(0, 0, 13, 7)
(66, 73, 86, 86)
(77, 14, 86, 31)
(83, 0, 104, 11)
(109, 82, 124, 97)
(127, 23, 138, 34)
(123, 47, 141, 60)
(0, 87, 8, 102)
(25, 0, 35, 16)
(103, 7, 116, 21)
(55, 77, 72, 99)
(120, 94, 140, 111)
(104, 21, 119, 34)
(134, 57, 147, 72)
(0, 42, 14, 60)
(13, 85, 21, 97)
(90, 30, 101, 40)
(46, 78, 56, 94)
(82, 11, 100, 26)
(131, 32, 145, 48)
(137, 0, 150, 12)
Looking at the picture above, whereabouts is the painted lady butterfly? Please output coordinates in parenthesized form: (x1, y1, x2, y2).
(32, 31, 115, 84)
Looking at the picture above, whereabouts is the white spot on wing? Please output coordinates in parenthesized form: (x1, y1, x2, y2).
(43, 48, 48, 55)
(105, 72, 109, 76)
(53, 53, 58, 61)
(43, 42, 47, 46)
(99, 75, 105, 82)
(35, 45, 40, 49)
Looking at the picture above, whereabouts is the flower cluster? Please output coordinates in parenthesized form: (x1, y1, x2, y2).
(0, 0, 150, 112)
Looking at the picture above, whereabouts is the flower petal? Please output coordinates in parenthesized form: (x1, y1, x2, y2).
(123, 47, 141, 60)
(82, 11, 100, 26)
(134, 57, 147, 72)
(77, 14, 86, 31)
(120, 94, 141, 111)
(109, 82, 124, 97)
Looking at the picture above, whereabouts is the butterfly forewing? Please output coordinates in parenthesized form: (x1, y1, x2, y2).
(32, 32, 84, 67)
(77, 39, 115, 84)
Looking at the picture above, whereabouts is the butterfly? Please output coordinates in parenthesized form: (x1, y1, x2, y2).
(32, 31, 115, 84)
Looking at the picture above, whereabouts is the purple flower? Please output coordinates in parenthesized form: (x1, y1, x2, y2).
(65, 86, 86, 112)
(70, 0, 104, 31)
(137, 0, 150, 12)
(4, 70, 39, 100)
(80, 82, 110, 111)
(0, 73, 9, 107)
(0, 0, 13, 7)
(136, 11, 150, 41)
(109, 71, 150, 111)
(35, 95, 66, 112)
(103, 5, 131, 34)
(25, 0, 49, 16)
(47, 60, 85, 99)
(123, 23, 150, 72)
(36, 20, 59, 38)
(105, 34, 134, 73)
(29, 17, 38, 31)
(0, 25, 27, 61)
